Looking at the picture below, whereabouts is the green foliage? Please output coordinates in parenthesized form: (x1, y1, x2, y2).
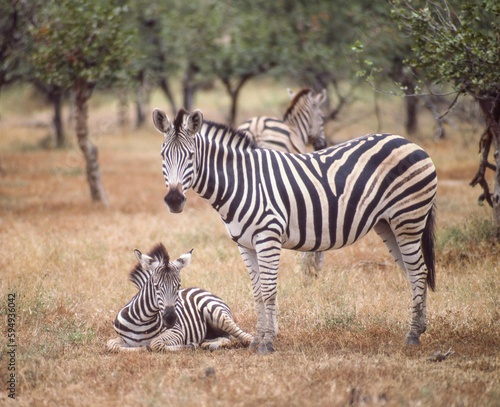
(391, 0, 500, 98)
(26, 0, 136, 88)
(436, 214, 498, 265)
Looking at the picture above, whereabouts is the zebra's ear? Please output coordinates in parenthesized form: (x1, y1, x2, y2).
(186, 110, 203, 136)
(287, 88, 295, 99)
(172, 249, 192, 271)
(152, 108, 172, 134)
(134, 249, 157, 270)
(315, 89, 327, 106)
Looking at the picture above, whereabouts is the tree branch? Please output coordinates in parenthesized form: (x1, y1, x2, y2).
(470, 129, 495, 207)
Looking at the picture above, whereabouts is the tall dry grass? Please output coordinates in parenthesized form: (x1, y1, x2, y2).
(0, 81, 499, 406)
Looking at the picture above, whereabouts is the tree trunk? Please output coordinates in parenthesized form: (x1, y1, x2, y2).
(222, 74, 254, 127)
(75, 77, 108, 206)
(50, 86, 65, 148)
(158, 77, 177, 117)
(402, 74, 418, 135)
(478, 97, 500, 239)
(117, 90, 129, 129)
(183, 79, 195, 112)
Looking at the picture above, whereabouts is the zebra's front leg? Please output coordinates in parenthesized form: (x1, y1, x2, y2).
(238, 245, 267, 350)
(254, 240, 281, 354)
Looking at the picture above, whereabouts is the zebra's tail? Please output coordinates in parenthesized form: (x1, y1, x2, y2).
(422, 204, 437, 292)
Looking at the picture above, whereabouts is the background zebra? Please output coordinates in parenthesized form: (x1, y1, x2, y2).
(238, 88, 327, 153)
(153, 108, 437, 354)
(107, 243, 253, 352)
(238, 88, 328, 279)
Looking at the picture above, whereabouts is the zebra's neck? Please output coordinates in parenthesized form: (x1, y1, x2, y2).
(128, 282, 161, 323)
(191, 121, 256, 216)
(284, 101, 312, 146)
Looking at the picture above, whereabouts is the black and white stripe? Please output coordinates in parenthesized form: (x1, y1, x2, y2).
(153, 108, 437, 354)
(238, 88, 327, 278)
(107, 243, 252, 352)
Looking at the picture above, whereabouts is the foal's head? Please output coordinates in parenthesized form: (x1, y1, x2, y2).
(131, 243, 192, 328)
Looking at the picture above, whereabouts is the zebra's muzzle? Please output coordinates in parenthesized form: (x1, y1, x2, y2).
(164, 189, 186, 213)
(313, 137, 327, 150)
(162, 306, 177, 328)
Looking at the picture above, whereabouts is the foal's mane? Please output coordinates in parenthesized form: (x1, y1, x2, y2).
(283, 88, 312, 121)
(128, 243, 170, 289)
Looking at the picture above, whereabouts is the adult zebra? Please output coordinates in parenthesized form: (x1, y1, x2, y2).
(238, 88, 327, 278)
(107, 243, 253, 352)
(153, 108, 437, 354)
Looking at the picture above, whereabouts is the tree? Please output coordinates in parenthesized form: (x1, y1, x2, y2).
(270, 0, 363, 122)
(392, 0, 500, 238)
(26, 0, 136, 205)
(212, 2, 283, 125)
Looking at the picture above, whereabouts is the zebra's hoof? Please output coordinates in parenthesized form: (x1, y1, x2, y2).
(405, 334, 421, 346)
(257, 342, 274, 354)
(250, 338, 261, 349)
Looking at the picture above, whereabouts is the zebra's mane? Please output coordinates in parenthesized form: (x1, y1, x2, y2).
(128, 243, 170, 289)
(283, 88, 312, 121)
(174, 108, 256, 149)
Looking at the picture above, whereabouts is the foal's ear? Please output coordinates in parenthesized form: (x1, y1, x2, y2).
(315, 89, 327, 106)
(186, 110, 203, 136)
(152, 108, 172, 134)
(172, 249, 193, 271)
(134, 249, 157, 270)
(287, 88, 295, 99)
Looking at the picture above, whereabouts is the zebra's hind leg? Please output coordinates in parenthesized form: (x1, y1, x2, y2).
(374, 220, 428, 345)
(298, 251, 324, 281)
(106, 337, 148, 353)
(200, 337, 233, 351)
(203, 294, 254, 349)
(374, 220, 406, 274)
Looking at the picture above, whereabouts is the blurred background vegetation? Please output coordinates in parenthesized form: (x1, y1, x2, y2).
(1, 0, 499, 235)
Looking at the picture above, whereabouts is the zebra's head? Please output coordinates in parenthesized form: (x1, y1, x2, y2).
(133, 244, 193, 329)
(287, 88, 327, 150)
(153, 108, 203, 214)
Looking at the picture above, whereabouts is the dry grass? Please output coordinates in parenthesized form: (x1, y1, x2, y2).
(1, 82, 499, 406)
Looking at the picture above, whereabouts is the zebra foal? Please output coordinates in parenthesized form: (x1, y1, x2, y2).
(107, 243, 253, 352)
(154, 108, 437, 354)
(238, 88, 327, 278)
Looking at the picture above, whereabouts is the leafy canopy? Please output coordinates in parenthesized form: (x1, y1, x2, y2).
(391, 0, 500, 98)
(27, 0, 136, 88)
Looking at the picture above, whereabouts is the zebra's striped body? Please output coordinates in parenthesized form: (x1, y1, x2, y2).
(154, 108, 437, 354)
(107, 243, 252, 353)
(237, 88, 327, 154)
(238, 88, 327, 278)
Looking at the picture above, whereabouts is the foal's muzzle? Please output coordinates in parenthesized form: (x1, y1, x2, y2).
(162, 306, 177, 328)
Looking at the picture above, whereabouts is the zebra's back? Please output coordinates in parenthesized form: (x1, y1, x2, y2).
(214, 132, 436, 254)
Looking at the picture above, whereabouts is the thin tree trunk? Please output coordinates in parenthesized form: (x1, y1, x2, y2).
(158, 77, 177, 117)
(75, 77, 108, 206)
(403, 77, 419, 135)
(478, 98, 500, 239)
(117, 90, 129, 129)
(222, 74, 253, 126)
(50, 86, 65, 148)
